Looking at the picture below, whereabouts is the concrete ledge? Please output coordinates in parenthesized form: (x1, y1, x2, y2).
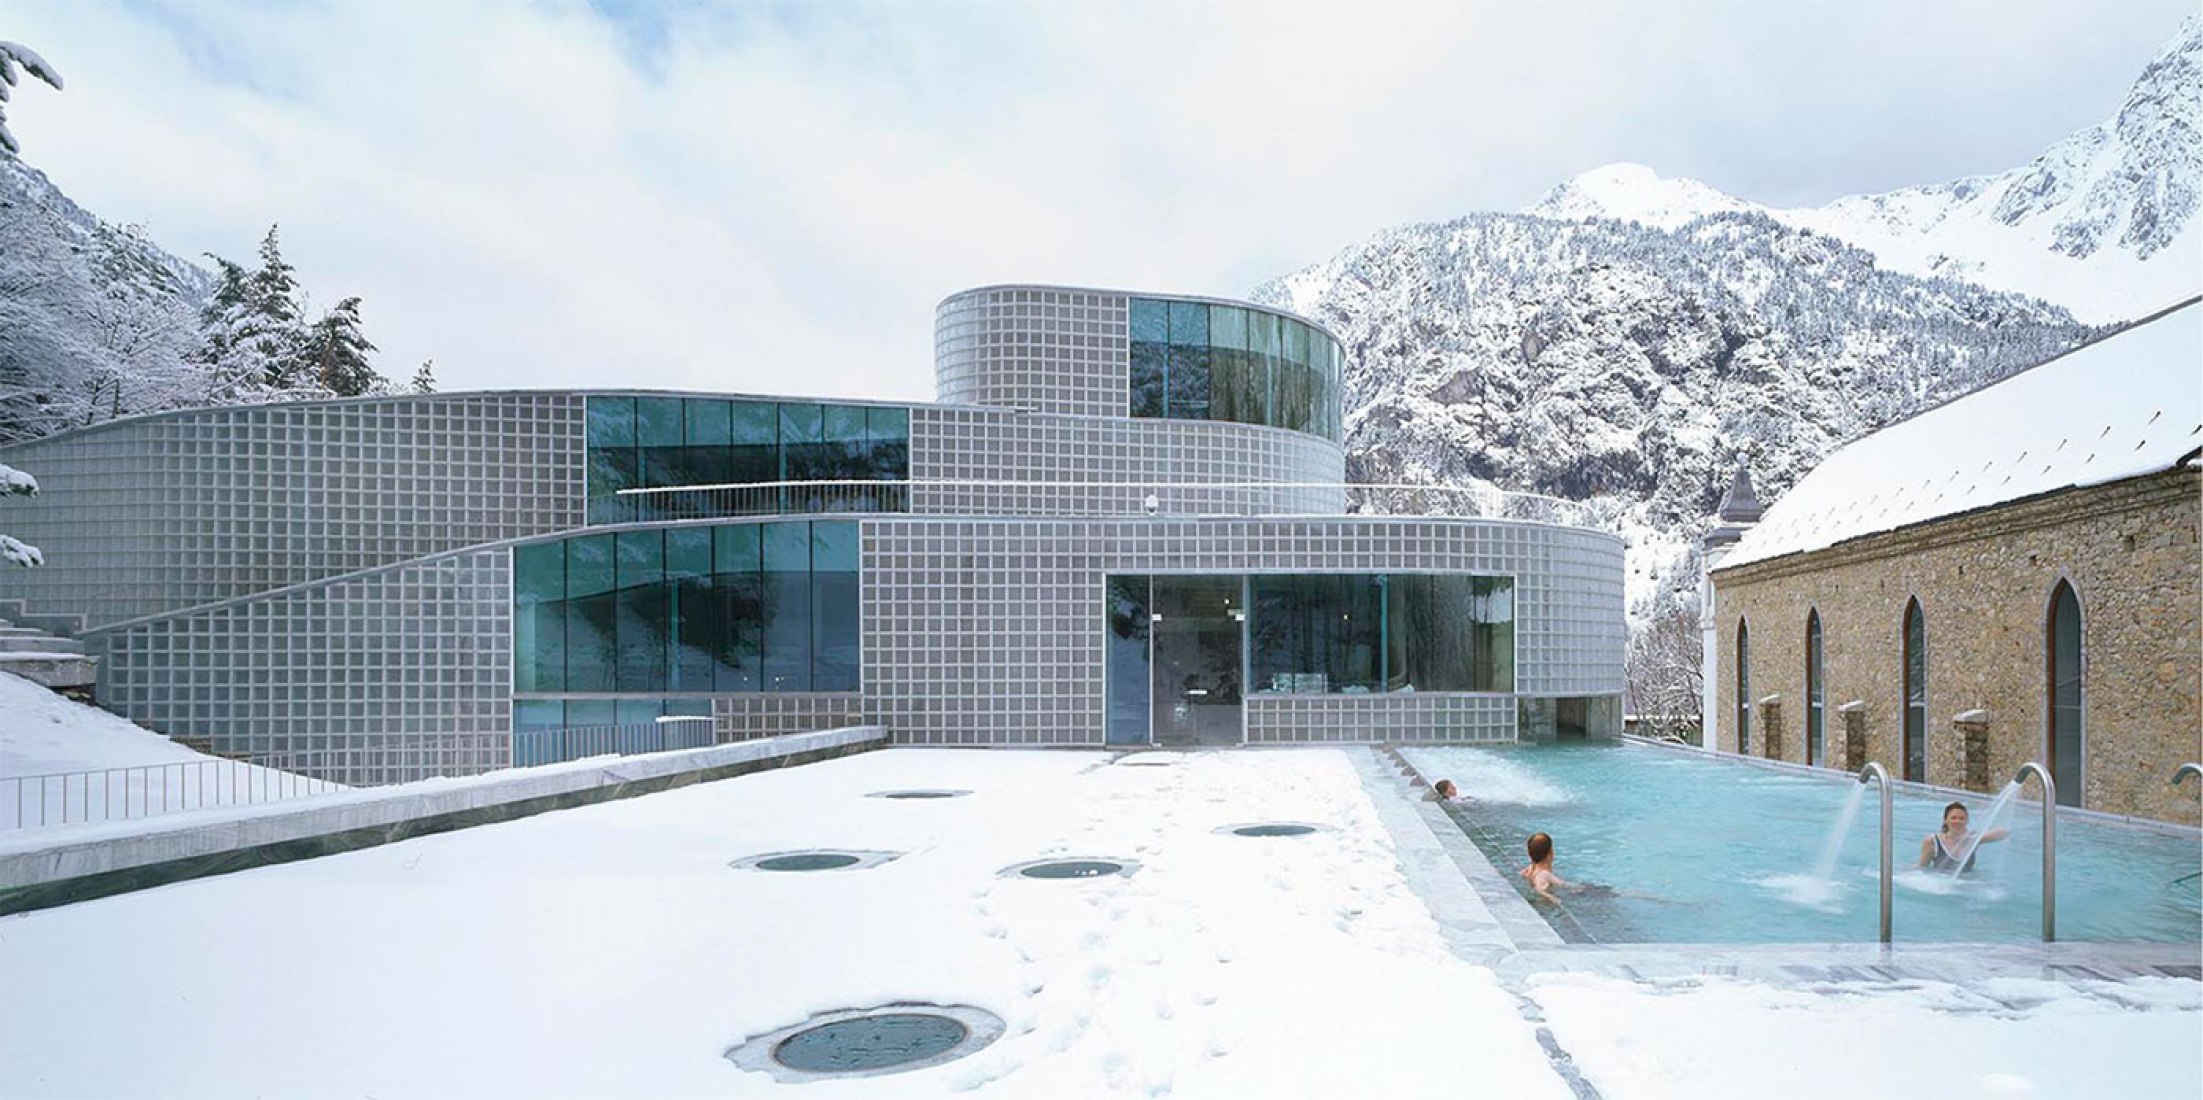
(0, 726, 887, 915)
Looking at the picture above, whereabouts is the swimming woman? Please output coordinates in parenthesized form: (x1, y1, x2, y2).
(1919, 801, 2008, 872)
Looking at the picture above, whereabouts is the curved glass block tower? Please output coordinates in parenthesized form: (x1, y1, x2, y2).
(0, 285, 1625, 781)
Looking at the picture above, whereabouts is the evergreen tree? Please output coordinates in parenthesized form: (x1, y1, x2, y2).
(0, 40, 64, 157)
(411, 359, 437, 394)
(303, 296, 383, 396)
(192, 257, 271, 405)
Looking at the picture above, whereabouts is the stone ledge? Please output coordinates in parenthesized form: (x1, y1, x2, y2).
(0, 726, 888, 915)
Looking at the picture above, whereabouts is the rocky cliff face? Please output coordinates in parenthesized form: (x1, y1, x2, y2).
(1254, 19, 2199, 633)
(1255, 211, 2085, 620)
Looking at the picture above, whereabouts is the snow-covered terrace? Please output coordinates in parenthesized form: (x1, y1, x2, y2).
(0, 745, 2194, 1098)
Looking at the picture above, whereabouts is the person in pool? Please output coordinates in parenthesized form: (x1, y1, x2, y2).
(1433, 779, 1461, 801)
(1521, 832, 1569, 903)
(1919, 800, 2008, 872)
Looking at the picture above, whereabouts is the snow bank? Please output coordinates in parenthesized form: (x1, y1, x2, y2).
(1531, 971, 2201, 1100)
(0, 671, 214, 777)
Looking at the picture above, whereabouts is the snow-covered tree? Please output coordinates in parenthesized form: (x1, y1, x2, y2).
(0, 461, 39, 567)
(0, 40, 64, 157)
(192, 227, 341, 405)
(303, 296, 382, 396)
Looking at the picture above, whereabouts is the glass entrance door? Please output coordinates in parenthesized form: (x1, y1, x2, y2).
(1149, 576, 1244, 747)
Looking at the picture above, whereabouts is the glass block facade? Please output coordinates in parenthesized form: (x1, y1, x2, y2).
(0, 284, 1624, 780)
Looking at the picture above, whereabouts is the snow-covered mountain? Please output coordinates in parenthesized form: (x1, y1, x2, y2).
(1256, 212, 2086, 619)
(1254, 18, 2196, 650)
(0, 154, 213, 443)
(1529, 17, 2203, 324)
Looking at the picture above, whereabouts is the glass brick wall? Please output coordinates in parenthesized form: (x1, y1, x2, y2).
(909, 408, 1346, 516)
(90, 545, 514, 784)
(932, 286, 1346, 444)
(0, 394, 584, 630)
(863, 515, 1625, 746)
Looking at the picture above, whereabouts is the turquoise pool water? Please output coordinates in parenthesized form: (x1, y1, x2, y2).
(1404, 742, 2203, 944)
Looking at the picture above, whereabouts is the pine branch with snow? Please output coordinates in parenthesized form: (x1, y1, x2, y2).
(0, 460, 40, 567)
(0, 40, 64, 157)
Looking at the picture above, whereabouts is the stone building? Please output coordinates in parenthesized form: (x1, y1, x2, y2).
(1705, 298, 2201, 826)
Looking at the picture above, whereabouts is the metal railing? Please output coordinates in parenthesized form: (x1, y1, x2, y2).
(605, 478, 1614, 530)
(511, 718, 719, 768)
(2, 749, 353, 831)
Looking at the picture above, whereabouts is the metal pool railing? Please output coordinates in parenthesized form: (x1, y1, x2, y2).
(1, 750, 352, 832)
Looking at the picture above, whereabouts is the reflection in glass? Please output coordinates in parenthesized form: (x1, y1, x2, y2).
(1104, 576, 1151, 746)
(1904, 600, 1927, 783)
(512, 521, 858, 700)
(2048, 582, 2084, 807)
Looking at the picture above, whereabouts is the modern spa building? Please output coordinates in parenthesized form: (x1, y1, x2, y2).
(1704, 298, 2201, 826)
(0, 286, 1626, 782)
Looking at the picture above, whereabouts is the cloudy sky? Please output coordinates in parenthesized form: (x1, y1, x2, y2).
(0, 0, 2188, 400)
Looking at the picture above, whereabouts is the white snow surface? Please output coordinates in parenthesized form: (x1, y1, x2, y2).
(1532, 972, 2201, 1100)
(1720, 299, 2203, 569)
(0, 748, 1574, 1099)
(0, 669, 216, 777)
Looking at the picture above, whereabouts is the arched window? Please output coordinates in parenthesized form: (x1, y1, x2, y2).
(1903, 599, 1926, 784)
(2047, 581, 2084, 808)
(1805, 610, 1825, 766)
(1736, 619, 1752, 755)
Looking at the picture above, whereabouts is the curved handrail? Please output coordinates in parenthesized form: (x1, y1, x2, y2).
(1856, 762, 1893, 944)
(2013, 762, 2058, 943)
(2174, 763, 2203, 788)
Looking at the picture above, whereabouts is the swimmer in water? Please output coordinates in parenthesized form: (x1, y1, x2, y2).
(1433, 779, 1460, 801)
(1521, 832, 1569, 903)
(1919, 801, 2008, 872)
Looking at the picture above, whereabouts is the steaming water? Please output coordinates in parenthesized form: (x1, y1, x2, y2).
(1402, 742, 2202, 944)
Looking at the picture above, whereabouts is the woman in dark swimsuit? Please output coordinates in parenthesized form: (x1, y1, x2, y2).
(1919, 801, 2008, 872)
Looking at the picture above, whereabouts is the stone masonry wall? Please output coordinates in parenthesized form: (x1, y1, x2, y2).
(1711, 468, 2200, 826)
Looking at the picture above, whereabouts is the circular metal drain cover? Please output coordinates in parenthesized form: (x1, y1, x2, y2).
(730, 849, 900, 873)
(757, 852, 861, 871)
(866, 789, 972, 800)
(776, 1013, 967, 1072)
(1233, 823, 1318, 838)
(727, 1004, 1006, 1083)
(1002, 857, 1140, 880)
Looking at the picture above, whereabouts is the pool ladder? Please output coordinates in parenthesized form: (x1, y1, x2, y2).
(1857, 761, 2062, 944)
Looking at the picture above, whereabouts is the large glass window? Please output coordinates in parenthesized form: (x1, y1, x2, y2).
(1104, 576, 1152, 745)
(584, 396, 909, 523)
(1903, 599, 1926, 783)
(513, 520, 859, 699)
(1126, 298, 1341, 440)
(2047, 581, 2084, 808)
(1805, 610, 1824, 766)
(1249, 574, 1513, 695)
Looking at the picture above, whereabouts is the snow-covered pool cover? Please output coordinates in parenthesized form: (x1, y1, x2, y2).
(1721, 297, 2202, 569)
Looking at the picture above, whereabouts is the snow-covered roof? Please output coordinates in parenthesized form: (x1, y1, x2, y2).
(1719, 297, 2203, 570)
